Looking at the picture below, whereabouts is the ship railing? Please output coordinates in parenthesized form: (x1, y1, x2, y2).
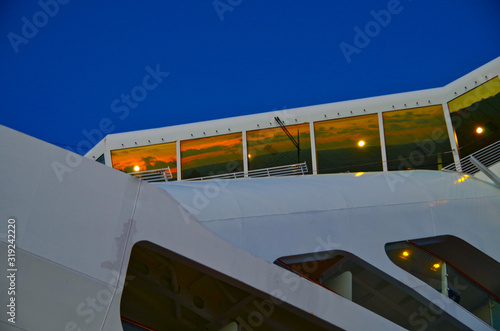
(443, 140, 500, 174)
(184, 162, 308, 181)
(129, 167, 173, 182)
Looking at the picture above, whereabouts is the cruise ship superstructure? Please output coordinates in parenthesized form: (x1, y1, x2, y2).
(1, 57, 500, 331)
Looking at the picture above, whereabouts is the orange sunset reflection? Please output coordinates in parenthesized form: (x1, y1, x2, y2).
(111, 142, 177, 177)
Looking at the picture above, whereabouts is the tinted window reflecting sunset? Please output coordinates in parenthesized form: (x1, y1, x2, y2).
(111, 142, 177, 178)
(181, 133, 243, 179)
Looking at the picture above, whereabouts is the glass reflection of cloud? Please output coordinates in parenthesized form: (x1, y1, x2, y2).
(110, 142, 178, 178)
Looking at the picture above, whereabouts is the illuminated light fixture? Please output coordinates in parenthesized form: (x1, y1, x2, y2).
(355, 172, 364, 177)
(358, 140, 366, 147)
(399, 250, 410, 260)
(133, 165, 140, 172)
(476, 127, 484, 134)
(431, 263, 441, 271)
(248, 154, 252, 159)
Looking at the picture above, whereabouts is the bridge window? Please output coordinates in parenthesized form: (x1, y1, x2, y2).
(180, 133, 243, 180)
(314, 114, 382, 173)
(111, 142, 177, 179)
(383, 105, 453, 170)
(448, 77, 500, 158)
(246, 123, 311, 172)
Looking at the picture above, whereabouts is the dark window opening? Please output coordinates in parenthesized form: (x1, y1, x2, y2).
(276, 251, 464, 331)
(120, 241, 337, 331)
(96, 154, 105, 164)
(386, 236, 500, 330)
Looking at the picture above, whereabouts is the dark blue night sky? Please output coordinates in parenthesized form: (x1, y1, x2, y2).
(2, 0, 500, 154)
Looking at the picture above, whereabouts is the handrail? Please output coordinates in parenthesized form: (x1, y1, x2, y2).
(184, 162, 308, 181)
(443, 140, 500, 174)
(129, 167, 173, 182)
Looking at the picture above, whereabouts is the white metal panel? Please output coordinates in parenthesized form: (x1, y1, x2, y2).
(0, 124, 407, 330)
(0, 245, 118, 331)
(0, 125, 140, 285)
(126, 179, 406, 331)
(159, 171, 500, 222)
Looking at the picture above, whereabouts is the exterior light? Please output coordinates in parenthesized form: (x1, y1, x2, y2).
(476, 127, 484, 134)
(133, 165, 140, 172)
(431, 263, 441, 271)
(400, 250, 410, 260)
(358, 140, 365, 147)
(355, 172, 364, 177)
(248, 154, 251, 159)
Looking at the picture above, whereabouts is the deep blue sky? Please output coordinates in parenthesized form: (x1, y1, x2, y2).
(2, 0, 500, 154)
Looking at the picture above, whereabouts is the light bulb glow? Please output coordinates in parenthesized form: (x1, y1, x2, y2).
(476, 127, 484, 134)
(402, 251, 410, 257)
(133, 165, 140, 172)
(358, 140, 365, 147)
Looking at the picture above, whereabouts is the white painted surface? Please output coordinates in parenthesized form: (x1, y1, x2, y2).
(1, 125, 414, 331)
